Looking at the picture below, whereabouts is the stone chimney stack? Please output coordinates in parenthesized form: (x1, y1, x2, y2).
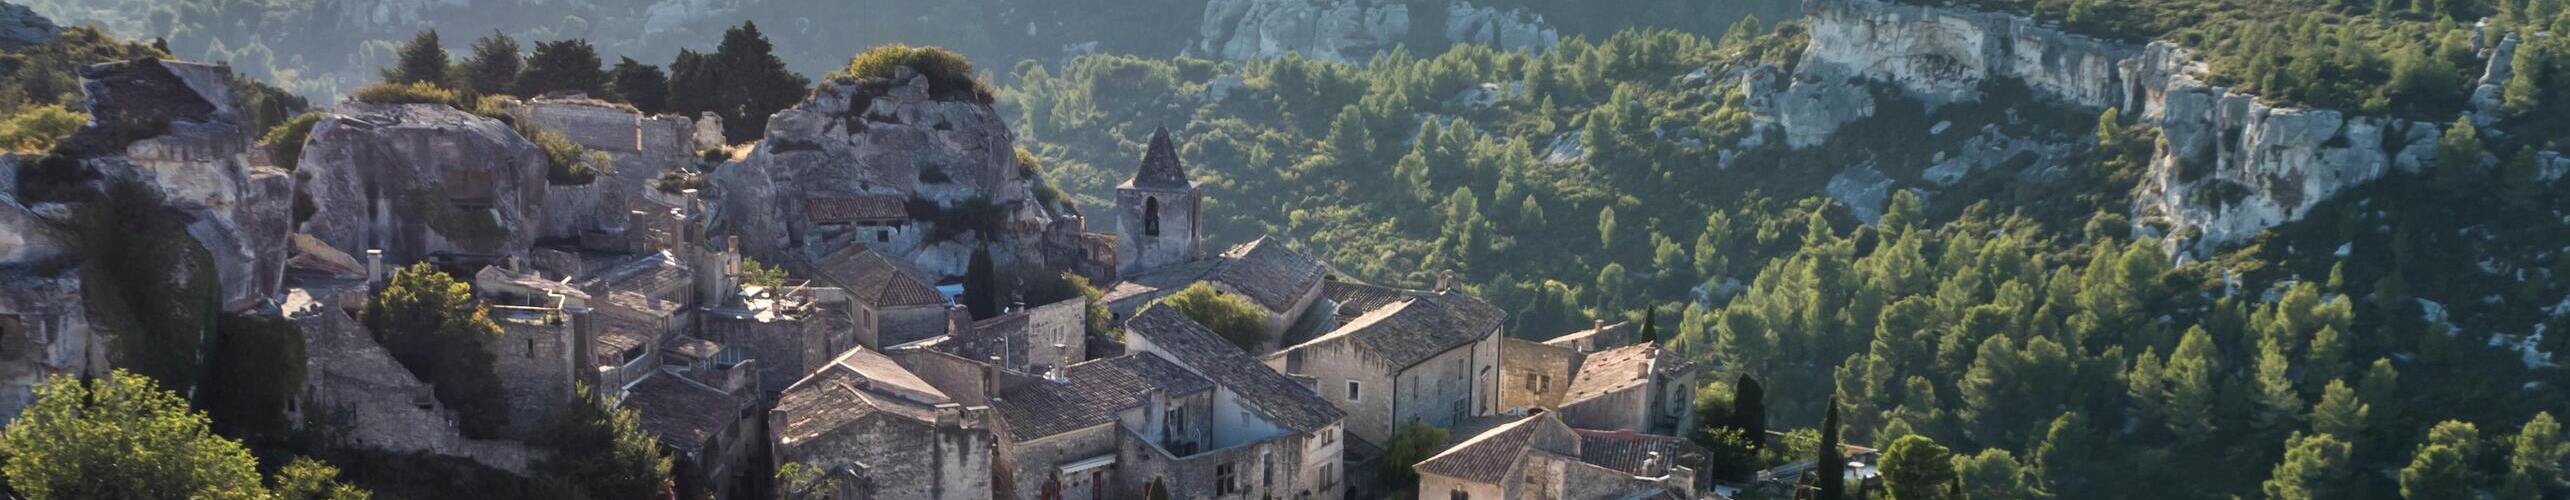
(1436, 269, 1457, 293)
(984, 355, 1004, 402)
(366, 249, 384, 287)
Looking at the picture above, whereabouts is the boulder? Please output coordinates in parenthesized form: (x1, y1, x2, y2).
(73, 60, 290, 309)
(0, 1, 60, 51)
(714, 67, 1051, 279)
(298, 103, 550, 268)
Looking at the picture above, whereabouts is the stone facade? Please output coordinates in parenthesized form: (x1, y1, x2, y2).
(1496, 338, 1575, 414)
(1268, 283, 1504, 444)
(1556, 344, 1698, 436)
(290, 283, 533, 473)
(1413, 412, 1696, 500)
(770, 347, 998, 499)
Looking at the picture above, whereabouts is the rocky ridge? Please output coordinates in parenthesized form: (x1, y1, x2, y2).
(1751, 0, 2532, 255)
(1197, 0, 1559, 62)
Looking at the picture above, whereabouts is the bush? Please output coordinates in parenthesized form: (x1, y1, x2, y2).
(260, 112, 325, 171)
(520, 123, 602, 185)
(0, 370, 267, 499)
(363, 263, 510, 438)
(349, 82, 463, 107)
(1152, 282, 1270, 351)
(0, 104, 88, 153)
(832, 44, 994, 103)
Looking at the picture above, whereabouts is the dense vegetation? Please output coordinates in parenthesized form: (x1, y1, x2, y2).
(0, 371, 370, 500)
(362, 263, 510, 439)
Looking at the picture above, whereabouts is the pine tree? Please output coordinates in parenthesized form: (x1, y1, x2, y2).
(710, 21, 811, 143)
(2310, 380, 2370, 439)
(2501, 39, 2548, 117)
(2402, 421, 2483, 499)
(516, 39, 609, 99)
(462, 31, 521, 96)
(2434, 117, 2486, 193)
(2501, 412, 2568, 499)
(2264, 432, 2354, 500)
(2252, 337, 2303, 431)
(1881, 435, 1958, 500)
(382, 30, 448, 85)
(2165, 326, 2222, 437)
(608, 58, 670, 114)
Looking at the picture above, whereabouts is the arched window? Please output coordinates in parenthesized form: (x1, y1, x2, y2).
(1143, 197, 1162, 237)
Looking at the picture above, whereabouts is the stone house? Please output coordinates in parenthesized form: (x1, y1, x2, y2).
(933, 297, 1090, 374)
(811, 245, 951, 349)
(770, 346, 996, 499)
(1103, 236, 1331, 349)
(473, 265, 594, 438)
(621, 364, 760, 500)
(802, 194, 917, 253)
(1265, 281, 1504, 445)
(1542, 320, 1633, 354)
(705, 283, 856, 399)
(1122, 307, 1350, 500)
(1557, 344, 1698, 436)
(1115, 127, 1203, 277)
(1413, 411, 1697, 500)
(990, 353, 1216, 500)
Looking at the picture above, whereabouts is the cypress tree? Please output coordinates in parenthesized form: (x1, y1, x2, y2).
(964, 244, 999, 319)
(1734, 374, 1767, 450)
(1638, 307, 1658, 344)
(608, 57, 671, 114)
(1818, 395, 1847, 500)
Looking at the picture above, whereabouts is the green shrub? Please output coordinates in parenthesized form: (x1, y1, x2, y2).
(260, 112, 325, 171)
(832, 44, 994, 103)
(519, 123, 602, 185)
(0, 105, 88, 153)
(348, 82, 462, 107)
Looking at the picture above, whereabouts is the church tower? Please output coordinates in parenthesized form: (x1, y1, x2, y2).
(1116, 127, 1202, 276)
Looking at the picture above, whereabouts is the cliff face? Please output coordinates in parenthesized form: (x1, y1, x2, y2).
(77, 60, 294, 310)
(714, 67, 1059, 278)
(1764, 0, 2493, 254)
(1197, 0, 1557, 62)
(298, 103, 551, 266)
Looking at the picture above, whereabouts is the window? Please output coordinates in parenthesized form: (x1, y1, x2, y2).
(1523, 373, 1539, 391)
(1346, 380, 1362, 401)
(525, 338, 536, 357)
(1216, 463, 1239, 495)
(1321, 427, 1335, 445)
(1539, 375, 1552, 392)
(1322, 463, 1337, 487)
(876, 230, 890, 243)
(1143, 197, 1161, 236)
(1450, 491, 1470, 500)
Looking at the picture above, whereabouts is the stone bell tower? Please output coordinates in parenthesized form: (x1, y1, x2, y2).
(1116, 127, 1202, 276)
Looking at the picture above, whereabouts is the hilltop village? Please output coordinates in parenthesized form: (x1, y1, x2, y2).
(0, 46, 1746, 499)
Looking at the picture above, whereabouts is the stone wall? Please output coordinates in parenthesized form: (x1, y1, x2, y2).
(294, 292, 532, 472)
(1497, 337, 1575, 412)
(782, 414, 996, 499)
(489, 320, 576, 438)
(705, 313, 827, 399)
(998, 424, 1118, 500)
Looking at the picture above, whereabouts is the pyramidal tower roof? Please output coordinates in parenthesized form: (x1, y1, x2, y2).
(1126, 126, 1192, 190)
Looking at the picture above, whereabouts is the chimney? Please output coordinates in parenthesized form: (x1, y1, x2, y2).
(984, 355, 1003, 402)
(1642, 451, 1663, 477)
(1435, 269, 1457, 293)
(366, 249, 385, 287)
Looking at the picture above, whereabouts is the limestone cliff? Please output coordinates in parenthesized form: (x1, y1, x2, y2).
(1760, 0, 2502, 255)
(298, 103, 551, 267)
(714, 67, 1058, 279)
(74, 60, 294, 310)
(1197, 0, 1557, 62)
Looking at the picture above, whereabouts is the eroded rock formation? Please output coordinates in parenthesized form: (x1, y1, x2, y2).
(1197, 0, 1558, 62)
(1758, 0, 2497, 254)
(298, 103, 550, 267)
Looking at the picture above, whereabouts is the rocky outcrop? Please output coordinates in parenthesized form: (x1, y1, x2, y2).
(509, 96, 700, 246)
(0, 1, 59, 51)
(298, 103, 550, 267)
(713, 67, 1051, 278)
(74, 60, 293, 309)
(1197, 0, 1557, 62)
(1764, 0, 2484, 254)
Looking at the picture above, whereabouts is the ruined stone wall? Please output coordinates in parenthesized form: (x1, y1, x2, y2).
(705, 315, 821, 399)
(295, 299, 532, 472)
(783, 415, 995, 499)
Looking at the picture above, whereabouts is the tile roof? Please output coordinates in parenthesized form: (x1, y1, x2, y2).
(805, 195, 910, 224)
(1124, 126, 1191, 190)
(623, 370, 748, 449)
(1123, 307, 1343, 433)
(1574, 429, 1695, 477)
(663, 336, 723, 360)
(1297, 282, 1507, 369)
(584, 251, 693, 296)
(1103, 237, 1327, 314)
(774, 347, 955, 443)
(1414, 413, 1547, 484)
(593, 313, 660, 362)
(1543, 321, 1634, 349)
(811, 246, 948, 308)
(992, 353, 1214, 441)
(1562, 345, 1689, 406)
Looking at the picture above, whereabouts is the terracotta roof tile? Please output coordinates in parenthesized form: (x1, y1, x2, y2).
(812, 246, 947, 307)
(623, 370, 748, 449)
